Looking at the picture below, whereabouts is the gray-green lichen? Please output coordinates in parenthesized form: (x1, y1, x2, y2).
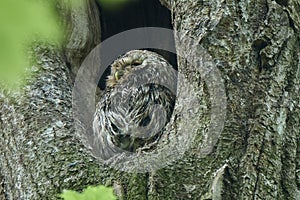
(0, 0, 299, 199)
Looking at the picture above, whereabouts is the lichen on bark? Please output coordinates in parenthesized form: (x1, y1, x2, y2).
(0, 0, 299, 199)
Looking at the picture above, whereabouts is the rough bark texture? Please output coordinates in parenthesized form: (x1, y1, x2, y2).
(0, 0, 299, 199)
(0, 1, 105, 199)
(159, 0, 300, 199)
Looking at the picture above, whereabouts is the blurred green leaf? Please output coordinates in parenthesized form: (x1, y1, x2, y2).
(60, 185, 116, 200)
(0, 0, 63, 89)
(97, 0, 135, 10)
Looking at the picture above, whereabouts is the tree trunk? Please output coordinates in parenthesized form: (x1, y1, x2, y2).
(1, 0, 299, 199)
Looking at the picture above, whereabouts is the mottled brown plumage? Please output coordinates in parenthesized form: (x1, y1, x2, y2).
(93, 50, 176, 160)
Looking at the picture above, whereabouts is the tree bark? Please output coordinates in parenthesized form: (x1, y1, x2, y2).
(0, 1, 104, 199)
(1, 0, 299, 199)
(158, 0, 300, 199)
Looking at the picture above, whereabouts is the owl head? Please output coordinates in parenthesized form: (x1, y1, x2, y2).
(106, 53, 144, 88)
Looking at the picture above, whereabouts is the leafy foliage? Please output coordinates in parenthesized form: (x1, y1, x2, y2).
(97, 0, 135, 10)
(60, 185, 116, 200)
(0, 0, 63, 89)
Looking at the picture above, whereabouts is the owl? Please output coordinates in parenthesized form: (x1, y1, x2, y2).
(93, 50, 176, 160)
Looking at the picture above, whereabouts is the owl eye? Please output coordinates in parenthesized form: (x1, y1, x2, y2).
(131, 60, 142, 66)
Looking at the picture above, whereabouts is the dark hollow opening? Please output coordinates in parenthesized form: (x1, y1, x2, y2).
(96, 0, 177, 90)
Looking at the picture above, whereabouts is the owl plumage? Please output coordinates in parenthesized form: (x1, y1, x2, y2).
(93, 50, 176, 160)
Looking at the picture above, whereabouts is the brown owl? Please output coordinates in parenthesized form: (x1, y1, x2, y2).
(93, 50, 176, 160)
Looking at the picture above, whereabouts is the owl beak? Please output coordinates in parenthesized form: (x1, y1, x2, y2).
(115, 71, 119, 81)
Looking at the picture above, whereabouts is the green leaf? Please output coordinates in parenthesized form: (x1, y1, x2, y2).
(0, 0, 63, 89)
(97, 0, 135, 10)
(60, 185, 117, 200)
